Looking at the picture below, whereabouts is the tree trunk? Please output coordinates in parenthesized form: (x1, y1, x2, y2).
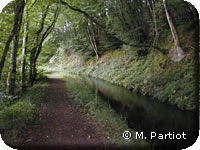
(21, 0, 29, 89)
(147, 0, 158, 45)
(32, 42, 42, 82)
(29, 47, 36, 86)
(163, 0, 185, 62)
(90, 23, 99, 60)
(7, 0, 25, 95)
(32, 60, 37, 84)
(0, 0, 25, 81)
(118, 0, 131, 31)
(0, 33, 15, 81)
(29, 4, 59, 85)
(152, 0, 158, 45)
(87, 20, 99, 60)
(7, 40, 18, 95)
(29, 5, 50, 85)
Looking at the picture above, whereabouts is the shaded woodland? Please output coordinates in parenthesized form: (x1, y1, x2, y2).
(0, 0, 199, 149)
(0, 0, 198, 96)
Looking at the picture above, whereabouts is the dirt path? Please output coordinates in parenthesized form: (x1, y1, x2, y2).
(16, 77, 112, 150)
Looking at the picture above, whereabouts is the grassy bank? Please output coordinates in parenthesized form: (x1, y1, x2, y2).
(63, 74, 149, 149)
(51, 43, 197, 111)
(0, 76, 48, 145)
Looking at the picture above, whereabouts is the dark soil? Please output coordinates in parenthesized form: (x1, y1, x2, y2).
(14, 78, 113, 150)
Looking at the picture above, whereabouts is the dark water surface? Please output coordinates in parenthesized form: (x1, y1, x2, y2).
(74, 76, 198, 149)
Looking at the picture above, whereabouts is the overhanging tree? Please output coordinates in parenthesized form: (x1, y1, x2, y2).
(59, 0, 169, 53)
(29, 3, 60, 85)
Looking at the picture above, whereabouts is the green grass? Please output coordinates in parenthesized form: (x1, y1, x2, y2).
(0, 76, 48, 145)
(63, 75, 149, 148)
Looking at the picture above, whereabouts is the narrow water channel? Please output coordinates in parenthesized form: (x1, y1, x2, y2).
(73, 75, 198, 149)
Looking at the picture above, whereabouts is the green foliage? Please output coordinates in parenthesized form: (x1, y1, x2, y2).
(0, 78, 48, 144)
(21, 78, 48, 105)
(0, 100, 35, 144)
(0, 101, 35, 130)
(60, 40, 197, 111)
(1, 0, 198, 94)
(0, 0, 61, 92)
(0, 1, 197, 146)
(0, 94, 18, 111)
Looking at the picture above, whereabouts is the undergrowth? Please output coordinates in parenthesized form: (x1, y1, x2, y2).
(0, 75, 48, 145)
(54, 44, 197, 111)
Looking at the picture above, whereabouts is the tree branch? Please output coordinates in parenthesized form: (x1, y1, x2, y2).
(60, 0, 168, 54)
(29, 0, 38, 10)
(60, 0, 105, 29)
(35, 4, 60, 61)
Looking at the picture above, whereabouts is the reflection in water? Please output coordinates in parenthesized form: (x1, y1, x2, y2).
(78, 76, 198, 149)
